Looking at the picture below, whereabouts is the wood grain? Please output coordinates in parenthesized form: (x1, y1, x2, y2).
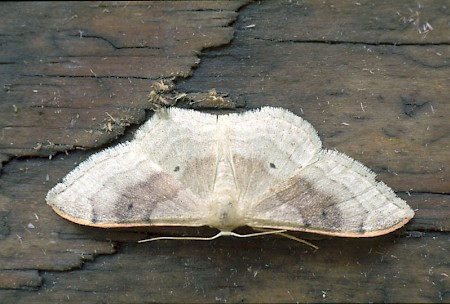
(0, 1, 245, 159)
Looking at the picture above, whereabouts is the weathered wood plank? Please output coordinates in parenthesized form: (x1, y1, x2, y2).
(0, 1, 246, 159)
(236, 0, 449, 43)
(2, 233, 448, 303)
(0, 270, 42, 291)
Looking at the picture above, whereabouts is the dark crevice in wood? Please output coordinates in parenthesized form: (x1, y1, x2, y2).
(252, 37, 450, 46)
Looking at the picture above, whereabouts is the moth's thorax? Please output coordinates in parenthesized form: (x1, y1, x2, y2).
(207, 151, 243, 231)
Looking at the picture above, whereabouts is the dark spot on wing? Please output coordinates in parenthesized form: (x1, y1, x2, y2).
(127, 203, 133, 211)
(357, 221, 366, 234)
(91, 209, 98, 224)
(270, 162, 277, 169)
(174, 166, 180, 172)
(303, 219, 311, 228)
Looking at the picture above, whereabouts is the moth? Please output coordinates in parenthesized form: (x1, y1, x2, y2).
(46, 107, 414, 243)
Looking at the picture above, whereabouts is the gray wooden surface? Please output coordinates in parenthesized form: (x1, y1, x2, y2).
(0, 1, 448, 303)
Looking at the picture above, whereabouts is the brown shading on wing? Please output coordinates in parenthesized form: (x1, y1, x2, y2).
(245, 150, 414, 237)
